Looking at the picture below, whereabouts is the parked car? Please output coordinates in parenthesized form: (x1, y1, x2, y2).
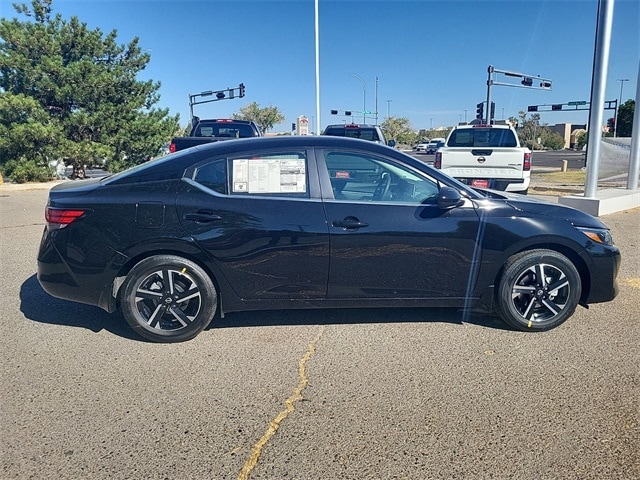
(435, 125, 531, 193)
(169, 118, 262, 153)
(322, 123, 387, 144)
(37, 136, 621, 343)
(426, 138, 446, 154)
(415, 140, 431, 153)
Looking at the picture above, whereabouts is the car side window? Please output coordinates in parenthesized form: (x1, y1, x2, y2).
(193, 158, 228, 194)
(322, 151, 440, 204)
(229, 151, 309, 198)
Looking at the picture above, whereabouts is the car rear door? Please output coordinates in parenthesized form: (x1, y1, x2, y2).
(317, 147, 481, 301)
(176, 148, 330, 301)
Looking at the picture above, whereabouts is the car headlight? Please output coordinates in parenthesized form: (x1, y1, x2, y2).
(577, 227, 614, 245)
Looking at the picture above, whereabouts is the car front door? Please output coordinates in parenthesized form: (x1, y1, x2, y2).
(317, 148, 481, 301)
(177, 148, 330, 301)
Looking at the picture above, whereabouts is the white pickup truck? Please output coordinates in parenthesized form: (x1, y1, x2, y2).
(434, 124, 531, 194)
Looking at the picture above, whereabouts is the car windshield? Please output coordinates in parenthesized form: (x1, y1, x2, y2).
(447, 128, 517, 148)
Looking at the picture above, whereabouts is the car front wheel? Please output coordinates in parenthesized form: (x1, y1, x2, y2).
(496, 249, 581, 331)
(121, 255, 218, 342)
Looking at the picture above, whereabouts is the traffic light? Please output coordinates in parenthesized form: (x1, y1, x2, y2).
(292, 123, 296, 131)
(228, 88, 234, 99)
(521, 77, 533, 87)
(528, 105, 538, 112)
(607, 117, 615, 132)
(239, 83, 245, 97)
(330, 109, 338, 115)
(490, 101, 495, 120)
(552, 104, 563, 111)
(540, 81, 552, 88)
(344, 111, 351, 116)
(476, 102, 484, 121)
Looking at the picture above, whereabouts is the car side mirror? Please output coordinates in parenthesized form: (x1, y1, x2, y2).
(437, 186, 465, 210)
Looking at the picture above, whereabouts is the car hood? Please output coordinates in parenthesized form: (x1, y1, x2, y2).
(476, 189, 609, 229)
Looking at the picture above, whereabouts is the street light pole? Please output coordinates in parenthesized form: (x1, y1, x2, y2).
(350, 73, 366, 123)
(614, 78, 629, 137)
(375, 76, 379, 125)
(386, 99, 392, 119)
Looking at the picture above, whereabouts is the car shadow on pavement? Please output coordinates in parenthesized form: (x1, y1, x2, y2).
(20, 275, 141, 341)
(21, 274, 511, 342)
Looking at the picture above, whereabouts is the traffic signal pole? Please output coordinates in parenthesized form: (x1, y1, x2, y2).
(485, 66, 494, 124)
(484, 66, 552, 125)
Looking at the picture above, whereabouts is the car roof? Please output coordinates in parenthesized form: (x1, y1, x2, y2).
(104, 135, 482, 199)
(455, 124, 511, 129)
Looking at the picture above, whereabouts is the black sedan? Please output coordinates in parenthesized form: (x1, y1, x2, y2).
(37, 136, 620, 342)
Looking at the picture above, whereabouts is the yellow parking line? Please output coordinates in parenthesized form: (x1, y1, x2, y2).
(623, 277, 640, 288)
(237, 326, 325, 480)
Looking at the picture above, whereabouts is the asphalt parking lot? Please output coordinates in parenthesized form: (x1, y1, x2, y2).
(1, 184, 638, 479)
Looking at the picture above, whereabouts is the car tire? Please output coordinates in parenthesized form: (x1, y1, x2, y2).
(496, 249, 581, 332)
(121, 255, 218, 343)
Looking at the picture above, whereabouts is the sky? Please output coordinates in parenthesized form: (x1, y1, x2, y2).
(2, 0, 638, 133)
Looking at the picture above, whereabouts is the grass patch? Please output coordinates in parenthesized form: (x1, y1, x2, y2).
(533, 170, 586, 184)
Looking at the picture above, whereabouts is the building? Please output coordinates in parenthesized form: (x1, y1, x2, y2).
(550, 123, 587, 149)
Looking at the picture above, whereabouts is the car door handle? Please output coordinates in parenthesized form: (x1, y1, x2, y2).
(183, 211, 223, 223)
(332, 217, 369, 230)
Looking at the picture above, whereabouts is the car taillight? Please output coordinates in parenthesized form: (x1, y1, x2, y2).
(46, 208, 86, 229)
(523, 152, 531, 171)
(434, 152, 442, 169)
(169, 142, 176, 153)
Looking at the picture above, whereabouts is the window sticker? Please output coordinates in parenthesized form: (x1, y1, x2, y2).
(232, 158, 306, 193)
(200, 126, 213, 137)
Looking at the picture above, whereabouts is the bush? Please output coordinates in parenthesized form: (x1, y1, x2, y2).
(6, 158, 54, 183)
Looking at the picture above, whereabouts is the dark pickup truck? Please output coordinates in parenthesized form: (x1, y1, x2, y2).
(169, 118, 262, 153)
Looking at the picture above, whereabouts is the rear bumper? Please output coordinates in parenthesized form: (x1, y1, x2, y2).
(456, 176, 530, 192)
(37, 228, 119, 313)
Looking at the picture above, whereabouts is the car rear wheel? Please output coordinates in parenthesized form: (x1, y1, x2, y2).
(121, 255, 217, 343)
(496, 249, 581, 331)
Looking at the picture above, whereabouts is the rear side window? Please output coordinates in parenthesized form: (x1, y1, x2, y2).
(193, 123, 256, 138)
(447, 128, 517, 148)
(345, 128, 380, 142)
(194, 159, 227, 194)
(324, 127, 381, 142)
(192, 152, 308, 198)
(230, 151, 308, 198)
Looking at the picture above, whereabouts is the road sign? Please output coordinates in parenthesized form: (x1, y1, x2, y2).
(568, 101, 587, 106)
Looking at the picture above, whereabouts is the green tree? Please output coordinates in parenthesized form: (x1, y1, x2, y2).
(616, 99, 635, 137)
(0, 0, 180, 180)
(576, 131, 588, 150)
(516, 111, 542, 149)
(540, 130, 565, 150)
(232, 102, 284, 134)
(380, 116, 415, 146)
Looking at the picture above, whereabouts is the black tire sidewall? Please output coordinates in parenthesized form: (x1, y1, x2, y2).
(497, 249, 581, 331)
(121, 255, 217, 343)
